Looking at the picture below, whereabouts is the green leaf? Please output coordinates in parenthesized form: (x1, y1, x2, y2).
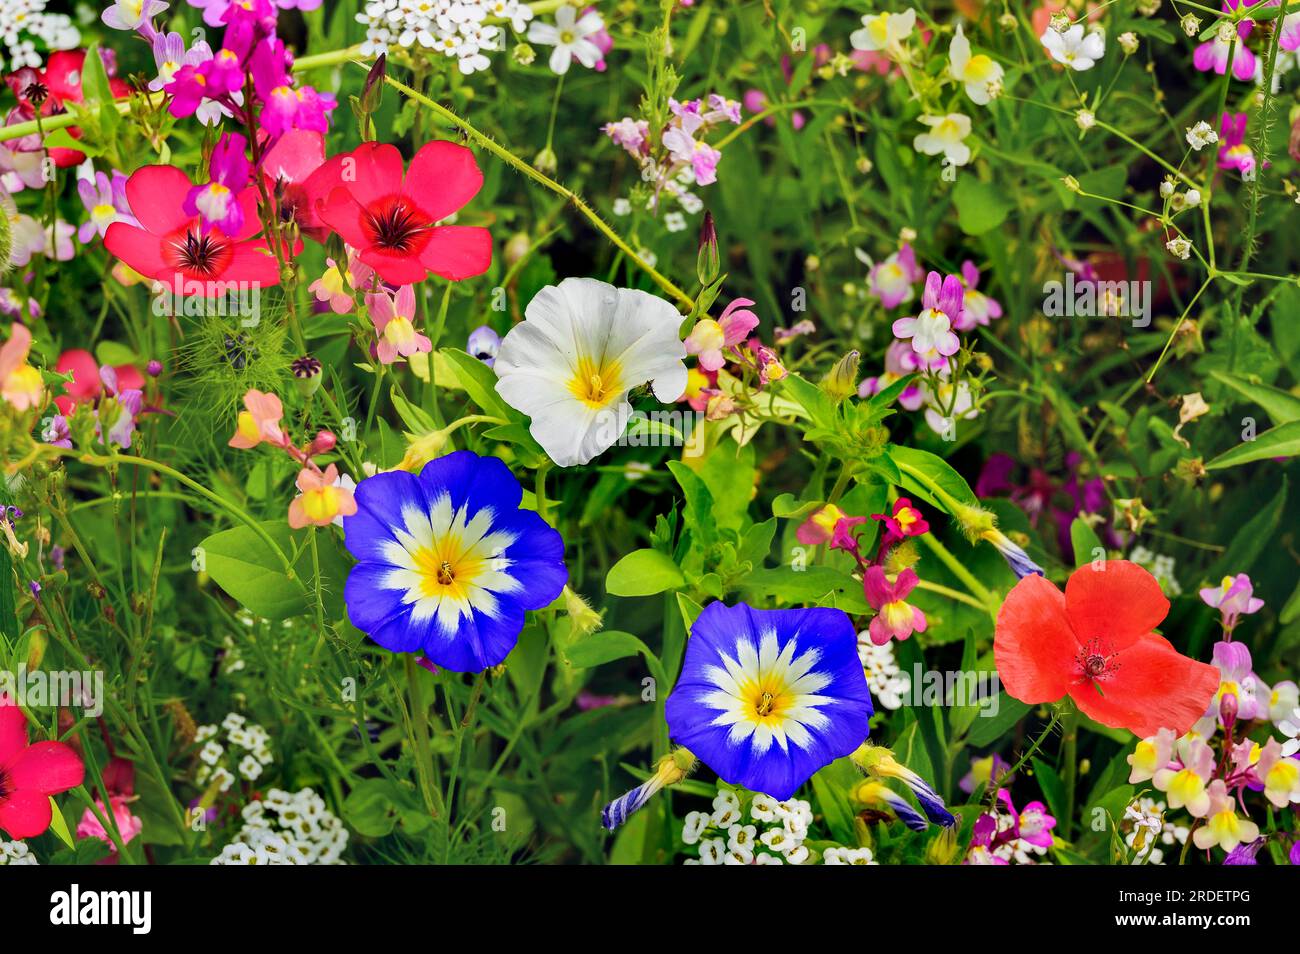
(953, 176, 1014, 236)
(1209, 476, 1286, 580)
(564, 630, 667, 686)
(1070, 518, 1104, 568)
(890, 445, 980, 512)
(605, 549, 685, 597)
(1031, 757, 1067, 828)
(1210, 370, 1300, 425)
(439, 348, 512, 420)
(965, 695, 1032, 746)
(198, 521, 347, 620)
(47, 797, 75, 850)
(1206, 421, 1300, 469)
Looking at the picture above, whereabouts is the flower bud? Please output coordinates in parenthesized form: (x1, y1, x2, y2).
(292, 355, 323, 397)
(696, 211, 720, 286)
(820, 350, 861, 403)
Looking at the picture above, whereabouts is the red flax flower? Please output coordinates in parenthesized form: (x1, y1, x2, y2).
(0, 696, 85, 839)
(104, 166, 281, 294)
(994, 560, 1218, 737)
(304, 140, 492, 285)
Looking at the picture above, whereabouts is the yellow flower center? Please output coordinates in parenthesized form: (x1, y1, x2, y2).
(568, 354, 624, 409)
(409, 533, 489, 602)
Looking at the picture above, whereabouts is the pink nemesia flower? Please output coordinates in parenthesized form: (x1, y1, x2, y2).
(662, 112, 721, 185)
(1217, 113, 1256, 178)
(871, 497, 929, 543)
(184, 132, 252, 236)
(77, 170, 137, 242)
(77, 796, 143, 856)
(289, 463, 358, 528)
(796, 504, 868, 552)
(367, 285, 431, 365)
(956, 260, 1003, 330)
(863, 565, 927, 645)
(868, 243, 923, 308)
(684, 298, 759, 371)
(1193, 11, 1256, 82)
(891, 271, 963, 368)
(0, 323, 43, 411)
(228, 388, 287, 449)
(1199, 573, 1265, 631)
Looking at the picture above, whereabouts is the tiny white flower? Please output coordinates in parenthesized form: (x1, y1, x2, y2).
(749, 793, 779, 822)
(1041, 24, 1106, 71)
(1186, 121, 1218, 150)
(526, 4, 605, 75)
(682, 811, 711, 845)
(1166, 237, 1192, 259)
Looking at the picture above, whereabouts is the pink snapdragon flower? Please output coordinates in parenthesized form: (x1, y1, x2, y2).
(184, 132, 251, 236)
(77, 170, 137, 242)
(891, 271, 963, 368)
(367, 285, 431, 365)
(684, 298, 759, 371)
(1217, 113, 1256, 178)
(662, 111, 721, 185)
(1199, 573, 1265, 632)
(867, 243, 922, 308)
(863, 566, 927, 645)
(288, 463, 357, 529)
(955, 260, 1002, 329)
(796, 504, 867, 552)
(228, 389, 288, 449)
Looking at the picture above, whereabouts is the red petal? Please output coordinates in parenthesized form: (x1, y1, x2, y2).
(317, 187, 371, 250)
(6, 740, 85, 794)
(263, 129, 326, 184)
(1068, 633, 1220, 738)
(0, 789, 53, 839)
(125, 165, 195, 235)
(55, 349, 100, 402)
(222, 242, 282, 287)
(0, 700, 28, 767)
(994, 574, 1077, 704)
(337, 141, 405, 208)
(417, 226, 492, 281)
(405, 140, 484, 223)
(232, 188, 264, 242)
(1065, 560, 1168, 652)
(104, 222, 167, 280)
(359, 245, 433, 286)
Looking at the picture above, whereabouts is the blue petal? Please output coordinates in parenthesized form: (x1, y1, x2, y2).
(342, 470, 431, 564)
(343, 562, 408, 632)
(420, 603, 527, 672)
(418, 450, 523, 519)
(666, 602, 873, 800)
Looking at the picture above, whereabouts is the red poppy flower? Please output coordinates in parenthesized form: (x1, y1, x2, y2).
(104, 166, 282, 293)
(994, 560, 1218, 737)
(0, 695, 85, 839)
(304, 140, 492, 285)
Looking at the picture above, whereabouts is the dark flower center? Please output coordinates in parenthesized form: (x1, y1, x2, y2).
(164, 228, 235, 279)
(363, 196, 430, 254)
(1076, 638, 1120, 683)
(0, 768, 9, 801)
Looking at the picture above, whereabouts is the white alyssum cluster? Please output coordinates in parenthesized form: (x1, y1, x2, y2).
(857, 637, 909, 710)
(195, 712, 274, 790)
(682, 790, 815, 865)
(822, 846, 879, 864)
(0, 0, 79, 71)
(0, 839, 39, 864)
(211, 788, 349, 865)
(355, 0, 534, 75)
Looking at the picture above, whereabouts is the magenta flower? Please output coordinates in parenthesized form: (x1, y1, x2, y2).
(684, 298, 759, 371)
(867, 243, 922, 309)
(1013, 798, 1057, 848)
(891, 271, 963, 368)
(1217, 113, 1256, 178)
(955, 260, 1002, 330)
(1200, 573, 1265, 632)
(603, 118, 649, 156)
(863, 566, 927, 645)
(796, 504, 867, 553)
(1193, 14, 1256, 81)
(149, 31, 215, 93)
(184, 132, 251, 236)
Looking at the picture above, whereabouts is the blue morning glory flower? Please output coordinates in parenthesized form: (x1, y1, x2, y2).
(342, 451, 567, 672)
(664, 602, 874, 801)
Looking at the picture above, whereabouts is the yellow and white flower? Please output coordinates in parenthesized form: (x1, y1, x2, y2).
(850, 8, 917, 59)
(494, 277, 687, 467)
(948, 25, 1004, 105)
(913, 113, 973, 167)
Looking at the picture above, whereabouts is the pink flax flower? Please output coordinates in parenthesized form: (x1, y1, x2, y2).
(0, 695, 85, 839)
(306, 141, 492, 285)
